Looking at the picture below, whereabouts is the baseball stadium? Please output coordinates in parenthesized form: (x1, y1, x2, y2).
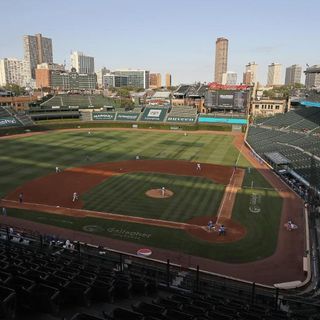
(0, 88, 319, 319)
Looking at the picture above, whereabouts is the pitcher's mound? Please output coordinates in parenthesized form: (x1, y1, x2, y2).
(145, 189, 174, 199)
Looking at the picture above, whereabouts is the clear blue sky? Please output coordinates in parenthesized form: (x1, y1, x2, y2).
(1, 0, 319, 85)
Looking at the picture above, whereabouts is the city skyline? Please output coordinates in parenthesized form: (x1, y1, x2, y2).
(0, 0, 319, 85)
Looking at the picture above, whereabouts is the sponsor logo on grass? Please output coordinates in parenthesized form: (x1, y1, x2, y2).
(106, 227, 151, 240)
(83, 225, 105, 232)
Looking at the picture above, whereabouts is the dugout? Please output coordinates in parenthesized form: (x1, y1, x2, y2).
(264, 151, 291, 172)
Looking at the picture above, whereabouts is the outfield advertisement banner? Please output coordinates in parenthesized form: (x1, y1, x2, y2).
(166, 116, 196, 123)
(92, 112, 116, 121)
(140, 108, 167, 121)
(0, 117, 19, 127)
(198, 116, 247, 124)
(115, 113, 140, 121)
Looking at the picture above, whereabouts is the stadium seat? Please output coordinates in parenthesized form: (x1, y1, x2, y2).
(0, 285, 16, 320)
(112, 307, 144, 320)
(31, 283, 60, 314)
(91, 280, 114, 302)
(70, 313, 105, 320)
(131, 301, 166, 318)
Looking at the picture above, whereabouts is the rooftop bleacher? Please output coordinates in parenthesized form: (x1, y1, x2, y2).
(40, 95, 120, 109)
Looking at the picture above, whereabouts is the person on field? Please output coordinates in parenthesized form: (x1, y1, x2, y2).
(72, 192, 79, 202)
(196, 163, 201, 171)
(161, 187, 165, 197)
(55, 166, 60, 173)
(136, 155, 140, 160)
(19, 192, 23, 204)
(219, 225, 226, 236)
(207, 220, 213, 231)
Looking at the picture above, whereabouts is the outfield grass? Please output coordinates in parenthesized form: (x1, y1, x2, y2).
(0, 130, 241, 198)
(83, 172, 225, 222)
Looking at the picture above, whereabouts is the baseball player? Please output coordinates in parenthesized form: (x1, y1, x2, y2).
(72, 192, 78, 202)
(196, 163, 201, 171)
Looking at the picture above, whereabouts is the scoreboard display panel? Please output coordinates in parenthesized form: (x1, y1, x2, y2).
(205, 90, 248, 110)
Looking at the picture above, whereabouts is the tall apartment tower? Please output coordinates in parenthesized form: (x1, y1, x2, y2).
(149, 73, 162, 88)
(70, 51, 95, 74)
(285, 65, 302, 85)
(267, 63, 282, 86)
(305, 65, 320, 89)
(222, 71, 237, 85)
(214, 37, 228, 83)
(243, 62, 258, 84)
(0, 58, 25, 86)
(165, 73, 172, 87)
(24, 33, 53, 81)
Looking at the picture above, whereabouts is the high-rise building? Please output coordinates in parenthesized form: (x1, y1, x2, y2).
(285, 65, 302, 85)
(0, 58, 25, 87)
(70, 51, 95, 74)
(214, 37, 228, 83)
(267, 63, 282, 86)
(103, 74, 128, 88)
(35, 63, 64, 89)
(221, 71, 237, 85)
(305, 65, 320, 89)
(113, 69, 149, 89)
(96, 67, 110, 88)
(243, 62, 258, 85)
(149, 73, 162, 88)
(23, 33, 53, 81)
(166, 73, 172, 87)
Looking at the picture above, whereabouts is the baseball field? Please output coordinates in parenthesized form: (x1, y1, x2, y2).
(0, 128, 306, 284)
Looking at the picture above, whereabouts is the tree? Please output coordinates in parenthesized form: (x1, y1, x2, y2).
(263, 84, 306, 100)
(4, 83, 26, 96)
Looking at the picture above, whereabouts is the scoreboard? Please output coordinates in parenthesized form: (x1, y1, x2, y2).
(205, 90, 249, 111)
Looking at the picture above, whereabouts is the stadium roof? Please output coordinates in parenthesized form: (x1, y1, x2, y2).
(264, 152, 291, 165)
(152, 91, 171, 99)
(174, 83, 208, 98)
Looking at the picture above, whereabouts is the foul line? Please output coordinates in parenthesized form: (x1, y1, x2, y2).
(1, 199, 207, 232)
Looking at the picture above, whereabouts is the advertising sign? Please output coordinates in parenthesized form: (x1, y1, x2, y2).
(92, 112, 116, 120)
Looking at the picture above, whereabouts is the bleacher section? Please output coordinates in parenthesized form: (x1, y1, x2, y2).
(247, 125, 320, 183)
(13, 111, 34, 126)
(166, 105, 197, 123)
(0, 106, 34, 127)
(256, 108, 320, 132)
(0, 223, 318, 320)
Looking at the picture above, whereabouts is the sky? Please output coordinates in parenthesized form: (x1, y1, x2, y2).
(0, 0, 319, 85)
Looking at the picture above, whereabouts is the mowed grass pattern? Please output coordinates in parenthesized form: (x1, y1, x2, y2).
(83, 172, 225, 222)
(0, 130, 240, 198)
